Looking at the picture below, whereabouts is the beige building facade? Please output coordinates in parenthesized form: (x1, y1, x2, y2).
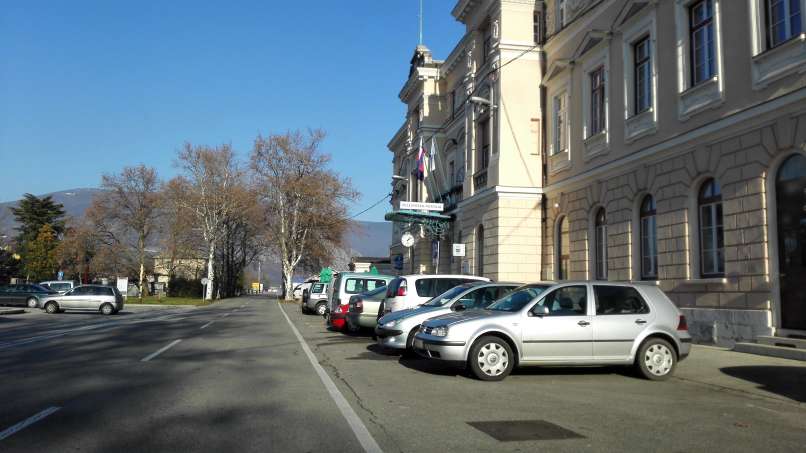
(388, 0, 545, 283)
(388, 0, 806, 344)
(541, 0, 806, 344)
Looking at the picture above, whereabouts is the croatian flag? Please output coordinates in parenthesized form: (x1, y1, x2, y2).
(416, 138, 426, 181)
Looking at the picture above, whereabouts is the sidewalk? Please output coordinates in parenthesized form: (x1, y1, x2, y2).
(676, 345, 806, 405)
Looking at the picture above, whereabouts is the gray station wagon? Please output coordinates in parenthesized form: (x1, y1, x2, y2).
(41, 285, 125, 315)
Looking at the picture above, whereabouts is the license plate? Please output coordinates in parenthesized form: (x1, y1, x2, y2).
(413, 339, 424, 349)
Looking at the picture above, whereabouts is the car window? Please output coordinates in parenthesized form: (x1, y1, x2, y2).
(594, 285, 650, 315)
(487, 285, 550, 312)
(100, 287, 114, 296)
(423, 285, 470, 307)
(53, 283, 71, 291)
(311, 283, 325, 293)
(533, 286, 588, 316)
(414, 278, 436, 297)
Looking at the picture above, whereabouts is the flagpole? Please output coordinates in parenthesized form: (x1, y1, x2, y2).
(419, 0, 423, 46)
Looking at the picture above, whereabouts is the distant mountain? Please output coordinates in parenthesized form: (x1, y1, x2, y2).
(0, 188, 392, 280)
(0, 188, 103, 234)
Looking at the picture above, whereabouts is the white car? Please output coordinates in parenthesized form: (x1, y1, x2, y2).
(382, 274, 490, 314)
(39, 280, 76, 295)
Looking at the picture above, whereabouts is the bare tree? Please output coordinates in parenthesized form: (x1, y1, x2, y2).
(250, 130, 358, 300)
(87, 165, 162, 301)
(167, 143, 246, 300)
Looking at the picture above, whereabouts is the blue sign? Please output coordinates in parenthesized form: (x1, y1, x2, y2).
(57, 271, 64, 280)
(393, 254, 404, 270)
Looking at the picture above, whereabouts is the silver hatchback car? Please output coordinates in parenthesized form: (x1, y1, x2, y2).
(414, 282, 692, 381)
(42, 285, 125, 315)
(375, 282, 525, 352)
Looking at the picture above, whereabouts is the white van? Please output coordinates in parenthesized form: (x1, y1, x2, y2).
(383, 274, 490, 313)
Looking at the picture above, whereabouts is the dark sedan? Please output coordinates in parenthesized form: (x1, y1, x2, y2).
(0, 284, 58, 308)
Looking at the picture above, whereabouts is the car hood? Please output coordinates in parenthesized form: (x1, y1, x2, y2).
(423, 309, 511, 327)
(380, 306, 446, 324)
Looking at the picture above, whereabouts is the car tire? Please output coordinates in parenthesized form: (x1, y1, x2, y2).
(27, 297, 38, 308)
(45, 301, 59, 314)
(636, 337, 677, 381)
(468, 336, 514, 381)
(100, 303, 115, 316)
(315, 302, 327, 316)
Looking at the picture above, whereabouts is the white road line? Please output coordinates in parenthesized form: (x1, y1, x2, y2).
(0, 406, 61, 440)
(200, 321, 214, 330)
(141, 339, 182, 362)
(277, 302, 382, 453)
(223, 313, 230, 317)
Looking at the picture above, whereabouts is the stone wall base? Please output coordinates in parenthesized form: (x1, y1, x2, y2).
(681, 308, 773, 347)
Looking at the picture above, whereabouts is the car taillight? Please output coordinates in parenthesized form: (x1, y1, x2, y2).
(397, 281, 407, 297)
(677, 315, 688, 331)
(355, 298, 363, 312)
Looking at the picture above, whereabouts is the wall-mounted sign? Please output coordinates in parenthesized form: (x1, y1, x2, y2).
(400, 201, 444, 211)
(452, 243, 466, 257)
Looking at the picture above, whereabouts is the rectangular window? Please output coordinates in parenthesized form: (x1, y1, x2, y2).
(534, 10, 545, 44)
(478, 118, 490, 170)
(689, 0, 716, 86)
(594, 286, 650, 315)
(766, 0, 802, 48)
(590, 66, 606, 135)
(450, 89, 458, 118)
(699, 203, 725, 276)
(640, 215, 658, 279)
(557, 0, 566, 29)
(633, 36, 652, 114)
(553, 94, 567, 154)
(595, 224, 607, 280)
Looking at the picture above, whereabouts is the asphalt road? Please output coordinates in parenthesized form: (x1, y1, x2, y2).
(1, 297, 805, 452)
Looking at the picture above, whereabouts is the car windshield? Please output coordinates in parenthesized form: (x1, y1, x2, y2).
(30, 284, 51, 292)
(485, 285, 550, 312)
(422, 285, 471, 307)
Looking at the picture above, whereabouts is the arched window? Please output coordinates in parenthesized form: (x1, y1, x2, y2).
(594, 208, 608, 280)
(557, 216, 570, 280)
(476, 225, 485, 277)
(698, 178, 724, 277)
(640, 195, 658, 279)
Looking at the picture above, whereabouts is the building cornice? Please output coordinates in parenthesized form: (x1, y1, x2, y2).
(452, 185, 544, 213)
(387, 123, 408, 151)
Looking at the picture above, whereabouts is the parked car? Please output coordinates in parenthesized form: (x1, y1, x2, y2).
(376, 282, 525, 352)
(381, 274, 491, 314)
(0, 283, 58, 308)
(345, 285, 389, 331)
(302, 282, 330, 315)
(40, 285, 125, 315)
(293, 279, 318, 300)
(413, 282, 691, 381)
(40, 280, 76, 295)
(326, 272, 394, 331)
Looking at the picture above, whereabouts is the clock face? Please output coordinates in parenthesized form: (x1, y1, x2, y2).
(401, 232, 415, 248)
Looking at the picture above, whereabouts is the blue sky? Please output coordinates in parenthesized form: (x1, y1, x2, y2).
(0, 1, 464, 221)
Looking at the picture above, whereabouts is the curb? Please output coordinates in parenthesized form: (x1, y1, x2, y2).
(0, 309, 26, 315)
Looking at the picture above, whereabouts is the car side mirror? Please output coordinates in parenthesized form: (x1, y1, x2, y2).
(530, 306, 550, 317)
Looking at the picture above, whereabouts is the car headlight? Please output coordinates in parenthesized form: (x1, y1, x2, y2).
(432, 326, 449, 337)
(383, 321, 396, 329)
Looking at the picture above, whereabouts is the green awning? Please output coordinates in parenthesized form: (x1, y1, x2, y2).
(384, 210, 452, 223)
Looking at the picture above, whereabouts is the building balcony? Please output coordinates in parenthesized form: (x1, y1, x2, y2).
(473, 169, 488, 191)
(437, 184, 464, 211)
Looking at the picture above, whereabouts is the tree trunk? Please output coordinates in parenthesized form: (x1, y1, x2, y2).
(283, 263, 295, 301)
(206, 241, 215, 300)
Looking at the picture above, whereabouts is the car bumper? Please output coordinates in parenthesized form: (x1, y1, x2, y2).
(412, 333, 467, 361)
(375, 326, 406, 349)
(679, 337, 692, 361)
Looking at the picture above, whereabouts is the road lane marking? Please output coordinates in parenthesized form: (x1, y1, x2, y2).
(200, 321, 214, 330)
(223, 313, 230, 317)
(277, 302, 382, 453)
(141, 339, 182, 362)
(0, 406, 61, 440)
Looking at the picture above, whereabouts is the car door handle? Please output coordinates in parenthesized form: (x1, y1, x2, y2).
(635, 319, 647, 325)
(577, 320, 590, 327)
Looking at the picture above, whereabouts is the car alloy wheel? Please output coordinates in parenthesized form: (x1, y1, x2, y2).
(100, 303, 115, 315)
(316, 303, 327, 316)
(637, 338, 676, 381)
(27, 297, 38, 308)
(45, 302, 59, 314)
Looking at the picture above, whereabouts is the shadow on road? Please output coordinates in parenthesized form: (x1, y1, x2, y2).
(720, 366, 806, 402)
